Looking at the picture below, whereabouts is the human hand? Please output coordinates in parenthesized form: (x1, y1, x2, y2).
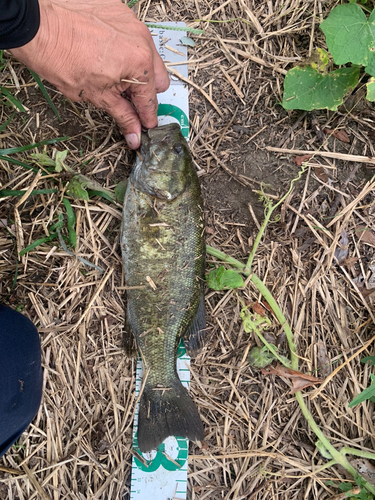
(10, 0, 170, 149)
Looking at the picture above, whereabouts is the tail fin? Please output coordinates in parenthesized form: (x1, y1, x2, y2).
(137, 379, 204, 453)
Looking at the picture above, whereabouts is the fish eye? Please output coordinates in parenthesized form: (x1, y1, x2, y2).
(173, 144, 183, 155)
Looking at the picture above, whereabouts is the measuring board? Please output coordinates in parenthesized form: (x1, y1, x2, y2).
(129, 23, 191, 500)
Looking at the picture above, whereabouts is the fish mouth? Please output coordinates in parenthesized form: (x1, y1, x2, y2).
(141, 123, 181, 150)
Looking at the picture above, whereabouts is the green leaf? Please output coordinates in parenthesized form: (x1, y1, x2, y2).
(66, 176, 89, 201)
(308, 48, 330, 73)
(29, 152, 56, 167)
(19, 234, 58, 256)
(0, 188, 57, 198)
(114, 179, 128, 204)
(282, 66, 360, 111)
(87, 190, 115, 202)
(49, 213, 64, 232)
(320, 4, 375, 66)
(206, 266, 244, 290)
(348, 374, 375, 407)
(180, 36, 196, 47)
(0, 112, 15, 133)
(366, 77, 375, 100)
(361, 356, 375, 365)
(240, 308, 272, 335)
(29, 70, 61, 122)
(0, 155, 41, 173)
(0, 137, 68, 155)
(55, 150, 68, 172)
(247, 345, 289, 369)
(67, 173, 116, 202)
(62, 197, 77, 248)
(365, 52, 375, 76)
(0, 86, 26, 112)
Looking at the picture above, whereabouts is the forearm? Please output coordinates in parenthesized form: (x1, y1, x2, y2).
(0, 0, 40, 49)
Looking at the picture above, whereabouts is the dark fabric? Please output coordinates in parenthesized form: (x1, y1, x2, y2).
(0, 0, 40, 49)
(0, 305, 42, 458)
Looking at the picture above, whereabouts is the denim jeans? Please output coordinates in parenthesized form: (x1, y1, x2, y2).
(0, 305, 42, 458)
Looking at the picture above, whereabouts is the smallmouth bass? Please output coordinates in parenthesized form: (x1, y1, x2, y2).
(121, 123, 205, 453)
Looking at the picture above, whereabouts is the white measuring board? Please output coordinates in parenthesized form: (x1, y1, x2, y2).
(129, 23, 191, 500)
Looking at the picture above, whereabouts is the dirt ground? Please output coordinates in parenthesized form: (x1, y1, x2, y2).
(1, 0, 375, 499)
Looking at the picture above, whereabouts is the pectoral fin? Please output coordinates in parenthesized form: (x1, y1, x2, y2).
(183, 294, 206, 357)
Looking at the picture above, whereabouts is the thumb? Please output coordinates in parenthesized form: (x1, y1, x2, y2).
(96, 93, 143, 149)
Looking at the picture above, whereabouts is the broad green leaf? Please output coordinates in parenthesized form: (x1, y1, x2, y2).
(366, 77, 375, 101)
(55, 150, 68, 172)
(66, 176, 89, 201)
(29, 152, 56, 167)
(320, 4, 375, 66)
(206, 266, 244, 290)
(180, 36, 196, 47)
(366, 52, 375, 76)
(361, 356, 375, 365)
(348, 374, 375, 407)
(282, 66, 360, 111)
(72, 173, 116, 202)
(114, 179, 128, 204)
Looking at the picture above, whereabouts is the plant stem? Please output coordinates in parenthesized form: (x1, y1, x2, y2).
(245, 208, 272, 272)
(206, 243, 375, 495)
(340, 447, 375, 461)
(245, 163, 308, 272)
(294, 392, 375, 493)
(207, 245, 298, 367)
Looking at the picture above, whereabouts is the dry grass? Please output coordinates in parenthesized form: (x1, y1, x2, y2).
(1, 0, 375, 499)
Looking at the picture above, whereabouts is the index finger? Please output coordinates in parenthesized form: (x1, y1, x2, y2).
(128, 59, 159, 129)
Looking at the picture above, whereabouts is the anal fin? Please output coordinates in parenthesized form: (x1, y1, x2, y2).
(183, 294, 206, 357)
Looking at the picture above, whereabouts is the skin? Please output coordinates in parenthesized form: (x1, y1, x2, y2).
(10, 0, 170, 149)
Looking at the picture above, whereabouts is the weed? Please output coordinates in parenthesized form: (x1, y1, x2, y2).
(349, 357, 375, 407)
(282, 3, 375, 111)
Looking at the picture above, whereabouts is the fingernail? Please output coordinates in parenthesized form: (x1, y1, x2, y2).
(125, 133, 141, 150)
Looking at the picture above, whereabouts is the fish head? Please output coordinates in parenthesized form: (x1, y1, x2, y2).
(132, 123, 191, 201)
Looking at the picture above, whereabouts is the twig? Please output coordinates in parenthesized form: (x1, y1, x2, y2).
(310, 332, 375, 400)
(266, 146, 375, 165)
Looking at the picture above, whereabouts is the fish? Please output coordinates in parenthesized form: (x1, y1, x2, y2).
(121, 123, 206, 453)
